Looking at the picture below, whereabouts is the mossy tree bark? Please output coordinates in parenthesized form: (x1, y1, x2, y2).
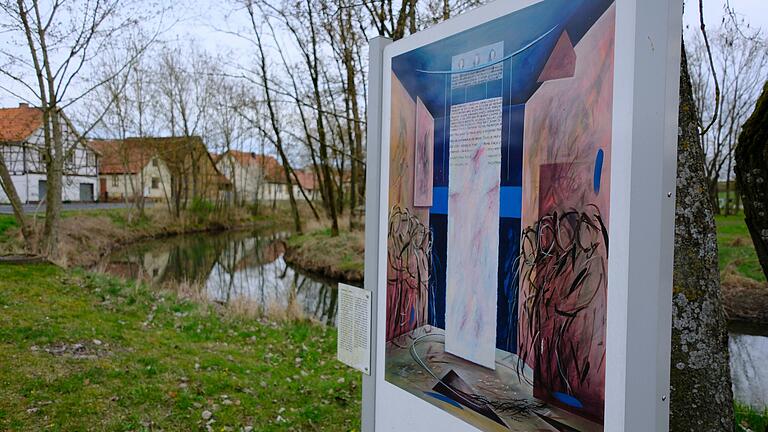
(734, 82, 768, 281)
(670, 43, 735, 431)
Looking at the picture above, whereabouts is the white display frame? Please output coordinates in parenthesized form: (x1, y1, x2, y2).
(362, 0, 683, 430)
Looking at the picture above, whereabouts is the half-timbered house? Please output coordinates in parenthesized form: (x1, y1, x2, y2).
(0, 103, 99, 203)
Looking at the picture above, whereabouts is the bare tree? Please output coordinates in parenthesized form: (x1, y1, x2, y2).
(266, 0, 341, 236)
(210, 76, 250, 207)
(240, 0, 304, 234)
(153, 46, 220, 216)
(88, 37, 153, 220)
(0, 0, 165, 258)
(322, 0, 367, 228)
(0, 155, 33, 249)
(688, 22, 768, 214)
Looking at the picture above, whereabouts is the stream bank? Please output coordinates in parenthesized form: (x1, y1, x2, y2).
(0, 206, 296, 269)
(284, 228, 364, 284)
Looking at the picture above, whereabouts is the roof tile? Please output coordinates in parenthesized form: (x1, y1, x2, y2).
(0, 106, 43, 142)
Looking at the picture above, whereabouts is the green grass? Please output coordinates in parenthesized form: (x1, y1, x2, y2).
(0, 214, 18, 239)
(715, 214, 766, 282)
(736, 403, 768, 432)
(60, 208, 153, 229)
(0, 264, 360, 431)
(286, 228, 365, 280)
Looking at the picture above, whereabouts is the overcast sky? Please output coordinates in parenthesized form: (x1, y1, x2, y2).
(683, 0, 767, 34)
(1, 0, 765, 110)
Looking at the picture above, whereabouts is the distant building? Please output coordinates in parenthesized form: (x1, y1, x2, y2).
(216, 150, 277, 205)
(90, 136, 230, 205)
(216, 150, 320, 205)
(90, 139, 168, 202)
(293, 168, 320, 201)
(0, 103, 99, 203)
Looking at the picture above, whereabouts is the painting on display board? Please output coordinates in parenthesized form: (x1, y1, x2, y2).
(384, 0, 616, 430)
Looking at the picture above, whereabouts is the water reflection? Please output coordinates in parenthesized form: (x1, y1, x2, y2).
(99, 230, 338, 326)
(730, 325, 768, 410)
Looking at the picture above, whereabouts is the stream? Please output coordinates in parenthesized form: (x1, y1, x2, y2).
(729, 323, 768, 410)
(97, 229, 339, 326)
(97, 230, 767, 410)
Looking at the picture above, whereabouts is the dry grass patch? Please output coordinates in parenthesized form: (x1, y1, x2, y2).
(722, 266, 768, 325)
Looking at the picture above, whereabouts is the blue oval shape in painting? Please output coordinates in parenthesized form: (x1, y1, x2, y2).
(594, 149, 605, 193)
(552, 392, 584, 409)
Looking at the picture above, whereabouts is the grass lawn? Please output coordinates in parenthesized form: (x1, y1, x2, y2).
(286, 228, 364, 282)
(715, 214, 766, 282)
(0, 264, 360, 431)
(0, 214, 18, 240)
(736, 403, 768, 432)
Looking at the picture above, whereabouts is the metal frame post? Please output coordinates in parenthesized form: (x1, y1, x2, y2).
(603, 0, 682, 430)
(362, 35, 392, 432)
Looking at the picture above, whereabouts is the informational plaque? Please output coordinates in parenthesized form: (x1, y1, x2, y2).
(337, 283, 372, 375)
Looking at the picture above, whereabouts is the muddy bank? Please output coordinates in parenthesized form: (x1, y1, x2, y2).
(284, 229, 364, 284)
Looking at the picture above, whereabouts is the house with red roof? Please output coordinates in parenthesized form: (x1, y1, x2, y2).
(216, 150, 319, 205)
(0, 103, 99, 203)
(91, 136, 231, 205)
(216, 150, 277, 205)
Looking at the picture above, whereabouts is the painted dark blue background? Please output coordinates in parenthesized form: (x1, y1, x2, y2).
(392, 0, 613, 353)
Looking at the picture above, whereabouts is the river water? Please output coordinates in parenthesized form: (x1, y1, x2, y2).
(97, 230, 339, 326)
(98, 230, 768, 409)
(729, 323, 768, 409)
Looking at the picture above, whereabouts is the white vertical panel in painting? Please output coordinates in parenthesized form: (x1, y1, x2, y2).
(445, 43, 504, 369)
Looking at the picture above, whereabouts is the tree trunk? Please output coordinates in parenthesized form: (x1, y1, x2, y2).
(0, 156, 34, 251)
(734, 81, 768, 281)
(670, 43, 734, 432)
(708, 177, 721, 215)
(303, 0, 339, 237)
(724, 174, 733, 216)
(41, 109, 64, 260)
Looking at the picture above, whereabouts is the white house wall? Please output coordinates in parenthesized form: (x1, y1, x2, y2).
(216, 155, 263, 204)
(0, 174, 32, 204)
(100, 158, 173, 202)
(0, 118, 99, 203)
(0, 173, 98, 203)
(214, 154, 324, 204)
(62, 175, 98, 202)
(141, 159, 173, 201)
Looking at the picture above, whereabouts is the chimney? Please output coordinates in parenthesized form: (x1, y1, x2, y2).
(18, 102, 28, 108)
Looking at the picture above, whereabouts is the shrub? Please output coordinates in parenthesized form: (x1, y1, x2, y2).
(189, 198, 216, 223)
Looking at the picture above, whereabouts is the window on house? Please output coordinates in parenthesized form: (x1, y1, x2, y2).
(38, 151, 45, 168)
(87, 152, 95, 167)
(152, 158, 159, 167)
(151, 177, 160, 189)
(68, 153, 75, 165)
(112, 176, 119, 187)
